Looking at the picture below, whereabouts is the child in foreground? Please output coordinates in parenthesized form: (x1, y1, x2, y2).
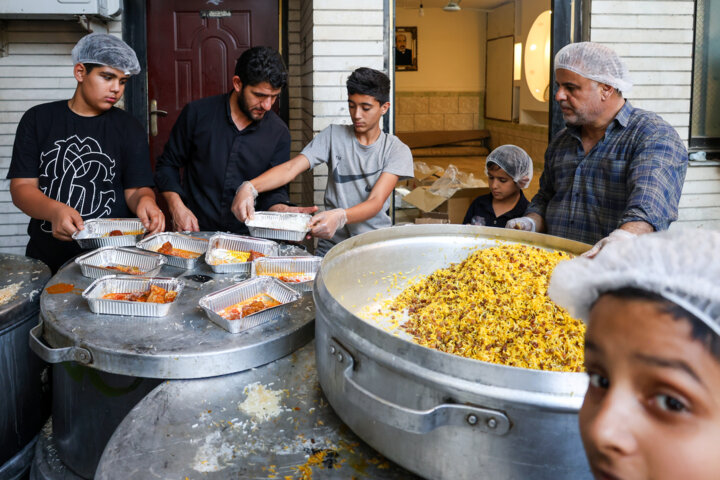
(548, 229, 720, 480)
(462, 145, 533, 227)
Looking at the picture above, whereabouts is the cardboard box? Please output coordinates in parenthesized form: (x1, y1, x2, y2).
(403, 186, 489, 224)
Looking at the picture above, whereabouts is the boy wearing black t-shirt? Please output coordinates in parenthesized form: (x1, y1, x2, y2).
(7, 34, 164, 272)
(463, 145, 533, 228)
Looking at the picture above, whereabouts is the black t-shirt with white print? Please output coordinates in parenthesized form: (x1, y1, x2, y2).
(8, 100, 154, 272)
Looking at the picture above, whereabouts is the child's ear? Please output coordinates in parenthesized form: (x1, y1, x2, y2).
(73, 63, 86, 83)
(380, 101, 390, 115)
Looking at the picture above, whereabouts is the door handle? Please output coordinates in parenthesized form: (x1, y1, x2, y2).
(149, 99, 168, 136)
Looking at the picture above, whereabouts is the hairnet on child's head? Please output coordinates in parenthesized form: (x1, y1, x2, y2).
(548, 229, 720, 336)
(485, 145, 534, 189)
(554, 42, 633, 94)
(71, 33, 141, 76)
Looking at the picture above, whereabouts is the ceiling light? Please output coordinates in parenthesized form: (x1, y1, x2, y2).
(419, 2, 424, 16)
(443, 0, 461, 12)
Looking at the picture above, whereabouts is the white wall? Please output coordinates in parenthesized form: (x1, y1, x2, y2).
(0, 19, 121, 254)
(590, 0, 693, 142)
(301, 0, 386, 208)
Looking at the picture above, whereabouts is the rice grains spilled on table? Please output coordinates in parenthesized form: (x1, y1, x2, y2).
(388, 243, 585, 372)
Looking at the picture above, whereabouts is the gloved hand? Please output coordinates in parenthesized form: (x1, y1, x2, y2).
(309, 209, 347, 239)
(231, 181, 259, 222)
(582, 229, 636, 259)
(506, 216, 536, 232)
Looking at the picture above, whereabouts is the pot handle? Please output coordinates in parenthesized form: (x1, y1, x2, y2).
(29, 323, 93, 365)
(329, 339, 510, 436)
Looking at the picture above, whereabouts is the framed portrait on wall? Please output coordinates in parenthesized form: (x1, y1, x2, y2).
(395, 26, 417, 71)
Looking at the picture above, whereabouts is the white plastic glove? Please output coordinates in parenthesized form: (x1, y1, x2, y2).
(582, 229, 636, 259)
(231, 181, 259, 222)
(309, 209, 347, 239)
(506, 216, 536, 232)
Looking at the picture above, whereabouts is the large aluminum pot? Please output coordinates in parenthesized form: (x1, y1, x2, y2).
(314, 225, 592, 480)
(0, 254, 51, 479)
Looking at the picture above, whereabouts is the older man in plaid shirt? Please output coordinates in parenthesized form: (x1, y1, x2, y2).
(507, 43, 688, 258)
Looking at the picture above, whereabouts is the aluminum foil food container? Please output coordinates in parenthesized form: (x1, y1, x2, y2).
(205, 233, 279, 274)
(253, 256, 322, 292)
(82, 275, 184, 317)
(72, 218, 146, 249)
(245, 211, 311, 242)
(198, 276, 300, 334)
(75, 246, 166, 279)
(136, 233, 208, 269)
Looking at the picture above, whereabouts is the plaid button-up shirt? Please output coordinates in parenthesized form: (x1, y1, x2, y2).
(527, 101, 688, 245)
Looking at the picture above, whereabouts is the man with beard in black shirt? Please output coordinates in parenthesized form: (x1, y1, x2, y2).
(155, 47, 316, 233)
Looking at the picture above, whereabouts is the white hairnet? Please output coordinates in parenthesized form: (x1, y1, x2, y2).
(485, 145, 534, 189)
(554, 42, 632, 94)
(72, 33, 141, 76)
(548, 229, 720, 336)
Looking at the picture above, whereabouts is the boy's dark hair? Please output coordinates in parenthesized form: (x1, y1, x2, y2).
(234, 47, 287, 89)
(487, 161, 501, 171)
(346, 68, 390, 105)
(598, 287, 720, 362)
(82, 63, 102, 74)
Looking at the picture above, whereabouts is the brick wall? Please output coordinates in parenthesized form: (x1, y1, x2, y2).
(302, 0, 386, 208)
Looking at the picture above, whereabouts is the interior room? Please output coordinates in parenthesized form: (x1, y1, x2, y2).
(394, 0, 552, 222)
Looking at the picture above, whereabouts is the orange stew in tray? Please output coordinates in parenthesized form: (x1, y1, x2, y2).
(101, 285, 177, 304)
(157, 241, 201, 259)
(104, 265, 145, 275)
(219, 293, 281, 320)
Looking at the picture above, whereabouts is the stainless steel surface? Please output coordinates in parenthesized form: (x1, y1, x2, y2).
(253, 255, 322, 292)
(71, 219, 145, 249)
(199, 276, 301, 334)
(96, 342, 418, 479)
(246, 211, 311, 241)
(82, 275, 185, 317)
(314, 225, 592, 480)
(74, 246, 165, 279)
(39, 240, 315, 379)
(0, 254, 51, 473)
(135, 232, 208, 269)
(205, 232, 278, 274)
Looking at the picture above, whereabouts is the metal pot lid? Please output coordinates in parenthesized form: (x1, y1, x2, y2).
(37, 237, 314, 379)
(315, 225, 591, 400)
(96, 341, 418, 479)
(0, 253, 50, 333)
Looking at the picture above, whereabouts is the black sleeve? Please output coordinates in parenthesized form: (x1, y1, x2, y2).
(121, 113, 154, 189)
(463, 197, 480, 224)
(7, 107, 40, 179)
(154, 104, 193, 199)
(256, 128, 292, 210)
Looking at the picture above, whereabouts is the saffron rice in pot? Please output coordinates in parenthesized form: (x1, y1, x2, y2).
(388, 243, 585, 372)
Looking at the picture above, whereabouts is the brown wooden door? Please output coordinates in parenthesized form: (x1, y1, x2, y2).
(146, 0, 279, 167)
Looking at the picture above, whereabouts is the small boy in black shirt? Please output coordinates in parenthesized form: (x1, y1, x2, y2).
(8, 34, 164, 272)
(462, 145, 533, 228)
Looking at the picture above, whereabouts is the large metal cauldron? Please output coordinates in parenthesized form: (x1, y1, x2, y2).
(31, 239, 315, 478)
(0, 254, 51, 479)
(314, 225, 592, 480)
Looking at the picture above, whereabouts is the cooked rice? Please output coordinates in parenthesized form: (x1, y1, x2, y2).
(388, 243, 585, 372)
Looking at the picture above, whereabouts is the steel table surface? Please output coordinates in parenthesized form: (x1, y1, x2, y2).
(38, 237, 315, 379)
(96, 341, 419, 479)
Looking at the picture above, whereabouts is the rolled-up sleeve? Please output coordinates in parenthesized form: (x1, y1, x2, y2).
(620, 128, 688, 231)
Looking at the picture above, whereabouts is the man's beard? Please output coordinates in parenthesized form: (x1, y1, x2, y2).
(237, 88, 263, 121)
